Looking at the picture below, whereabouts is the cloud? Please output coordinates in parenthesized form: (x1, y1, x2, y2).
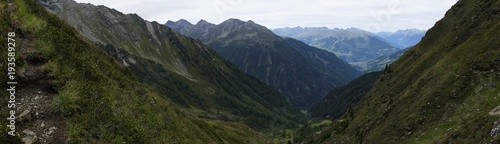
(74, 0, 458, 32)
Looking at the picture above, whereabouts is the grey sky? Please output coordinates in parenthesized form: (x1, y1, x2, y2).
(74, 0, 458, 32)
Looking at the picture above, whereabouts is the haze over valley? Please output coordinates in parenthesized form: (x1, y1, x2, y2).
(1, 0, 498, 143)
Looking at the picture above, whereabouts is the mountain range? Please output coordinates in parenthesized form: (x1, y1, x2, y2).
(305, 0, 500, 143)
(1, 0, 498, 143)
(41, 0, 306, 130)
(166, 19, 361, 109)
(271, 27, 400, 67)
(0, 0, 305, 143)
(375, 29, 427, 48)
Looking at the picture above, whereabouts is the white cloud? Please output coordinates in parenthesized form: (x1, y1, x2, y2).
(74, 0, 458, 32)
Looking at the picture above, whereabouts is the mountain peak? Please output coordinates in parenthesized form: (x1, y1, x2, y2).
(196, 19, 211, 25)
(166, 18, 361, 108)
(176, 19, 193, 25)
(221, 18, 246, 25)
(217, 18, 273, 36)
(375, 29, 427, 48)
(345, 27, 370, 35)
(394, 29, 426, 35)
(247, 20, 256, 24)
(165, 19, 194, 26)
(219, 18, 259, 26)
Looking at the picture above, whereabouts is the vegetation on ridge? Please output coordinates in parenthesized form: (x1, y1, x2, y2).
(304, 0, 500, 143)
(310, 71, 382, 119)
(0, 0, 280, 143)
(37, 0, 305, 134)
(166, 19, 361, 109)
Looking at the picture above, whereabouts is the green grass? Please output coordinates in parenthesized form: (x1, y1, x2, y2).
(303, 0, 500, 143)
(310, 120, 333, 128)
(0, 1, 22, 143)
(272, 129, 295, 144)
(13, 0, 46, 32)
(49, 1, 303, 132)
(407, 79, 500, 144)
(2, 0, 274, 142)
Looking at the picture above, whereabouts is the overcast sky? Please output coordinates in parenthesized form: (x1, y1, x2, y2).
(74, 0, 458, 32)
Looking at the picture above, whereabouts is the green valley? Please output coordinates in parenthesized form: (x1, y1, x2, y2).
(1, 0, 497, 143)
(0, 0, 302, 143)
(305, 0, 500, 143)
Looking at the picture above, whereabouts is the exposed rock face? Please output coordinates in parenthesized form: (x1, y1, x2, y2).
(35, 0, 299, 131)
(167, 19, 361, 108)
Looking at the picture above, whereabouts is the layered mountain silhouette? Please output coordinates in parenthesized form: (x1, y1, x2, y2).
(166, 19, 360, 109)
(2, 0, 497, 143)
(375, 29, 427, 48)
(0, 0, 308, 143)
(39, 0, 304, 129)
(272, 27, 400, 68)
(305, 0, 500, 143)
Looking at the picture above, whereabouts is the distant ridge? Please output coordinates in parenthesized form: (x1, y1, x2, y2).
(167, 19, 361, 109)
(304, 0, 500, 143)
(272, 27, 400, 70)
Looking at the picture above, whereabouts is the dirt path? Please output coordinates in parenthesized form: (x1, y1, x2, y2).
(7, 1, 68, 143)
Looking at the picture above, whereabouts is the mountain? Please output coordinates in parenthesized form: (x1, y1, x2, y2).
(0, 0, 304, 143)
(357, 48, 409, 72)
(376, 29, 427, 48)
(304, 0, 500, 143)
(38, 0, 303, 130)
(271, 27, 400, 68)
(309, 71, 382, 119)
(166, 19, 361, 109)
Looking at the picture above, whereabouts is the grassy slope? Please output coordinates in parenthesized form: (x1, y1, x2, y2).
(40, 0, 302, 132)
(0, 1, 22, 143)
(304, 0, 500, 143)
(1, 0, 269, 143)
(309, 71, 382, 119)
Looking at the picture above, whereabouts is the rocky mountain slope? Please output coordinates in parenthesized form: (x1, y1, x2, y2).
(37, 0, 303, 131)
(271, 27, 400, 68)
(1, 0, 302, 143)
(166, 19, 360, 109)
(304, 0, 500, 143)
